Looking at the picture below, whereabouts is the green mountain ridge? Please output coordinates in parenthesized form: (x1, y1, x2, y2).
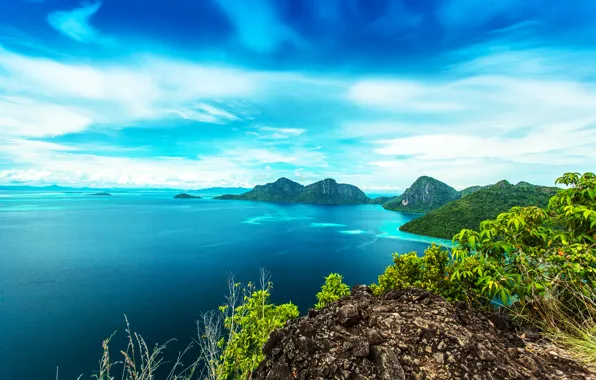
(215, 177, 371, 205)
(459, 185, 486, 197)
(382, 176, 460, 213)
(398, 180, 560, 239)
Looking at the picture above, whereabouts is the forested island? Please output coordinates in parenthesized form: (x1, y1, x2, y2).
(173, 193, 202, 199)
(399, 180, 559, 239)
(215, 177, 372, 205)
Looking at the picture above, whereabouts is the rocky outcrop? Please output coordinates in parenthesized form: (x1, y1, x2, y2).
(383, 176, 460, 213)
(214, 178, 371, 205)
(254, 286, 592, 380)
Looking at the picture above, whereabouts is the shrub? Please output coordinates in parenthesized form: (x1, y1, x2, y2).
(370, 245, 449, 297)
(315, 273, 350, 309)
(216, 269, 299, 379)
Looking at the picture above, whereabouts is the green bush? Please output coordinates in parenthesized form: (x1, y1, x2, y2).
(370, 245, 449, 297)
(216, 271, 299, 379)
(315, 273, 350, 309)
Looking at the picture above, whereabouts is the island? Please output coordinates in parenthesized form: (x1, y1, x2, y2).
(214, 177, 371, 205)
(173, 193, 202, 199)
(90, 192, 111, 196)
(398, 180, 560, 239)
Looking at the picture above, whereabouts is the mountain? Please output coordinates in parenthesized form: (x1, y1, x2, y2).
(382, 176, 460, 213)
(399, 180, 560, 239)
(214, 178, 371, 205)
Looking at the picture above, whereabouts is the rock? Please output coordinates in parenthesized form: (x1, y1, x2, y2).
(371, 346, 406, 380)
(264, 362, 292, 380)
(433, 352, 445, 364)
(338, 304, 360, 327)
(365, 328, 385, 346)
(352, 339, 369, 358)
(253, 287, 593, 380)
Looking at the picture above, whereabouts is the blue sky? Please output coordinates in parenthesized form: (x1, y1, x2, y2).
(0, 0, 595, 190)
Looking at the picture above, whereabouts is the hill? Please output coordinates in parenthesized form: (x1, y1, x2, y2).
(399, 180, 560, 239)
(173, 193, 201, 199)
(382, 176, 460, 213)
(214, 178, 371, 205)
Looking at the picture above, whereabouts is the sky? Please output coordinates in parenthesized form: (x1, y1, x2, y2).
(0, 0, 595, 191)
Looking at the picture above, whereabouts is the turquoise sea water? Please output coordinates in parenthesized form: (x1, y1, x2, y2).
(0, 191, 449, 379)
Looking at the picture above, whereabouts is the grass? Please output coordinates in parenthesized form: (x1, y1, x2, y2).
(510, 280, 596, 369)
(540, 288, 596, 369)
(77, 315, 203, 380)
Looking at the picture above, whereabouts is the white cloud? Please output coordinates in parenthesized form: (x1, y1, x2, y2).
(0, 137, 328, 188)
(347, 80, 464, 112)
(168, 103, 240, 124)
(0, 97, 93, 137)
(47, 1, 112, 44)
(258, 126, 307, 139)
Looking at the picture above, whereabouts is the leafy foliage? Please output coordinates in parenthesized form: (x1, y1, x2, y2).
(399, 180, 559, 239)
(315, 273, 351, 309)
(216, 271, 299, 379)
(370, 245, 449, 296)
(383, 176, 459, 213)
(372, 172, 596, 332)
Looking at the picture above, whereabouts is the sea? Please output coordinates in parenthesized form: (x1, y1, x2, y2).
(0, 190, 449, 380)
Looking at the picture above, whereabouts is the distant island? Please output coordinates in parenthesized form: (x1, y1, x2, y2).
(173, 193, 201, 199)
(90, 192, 111, 196)
(0, 184, 251, 195)
(399, 180, 560, 239)
(215, 177, 371, 205)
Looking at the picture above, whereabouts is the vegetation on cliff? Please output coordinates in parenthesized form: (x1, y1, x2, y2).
(214, 177, 371, 205)
(399, 180, 559, 239)
(382, 176, 459, 213)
